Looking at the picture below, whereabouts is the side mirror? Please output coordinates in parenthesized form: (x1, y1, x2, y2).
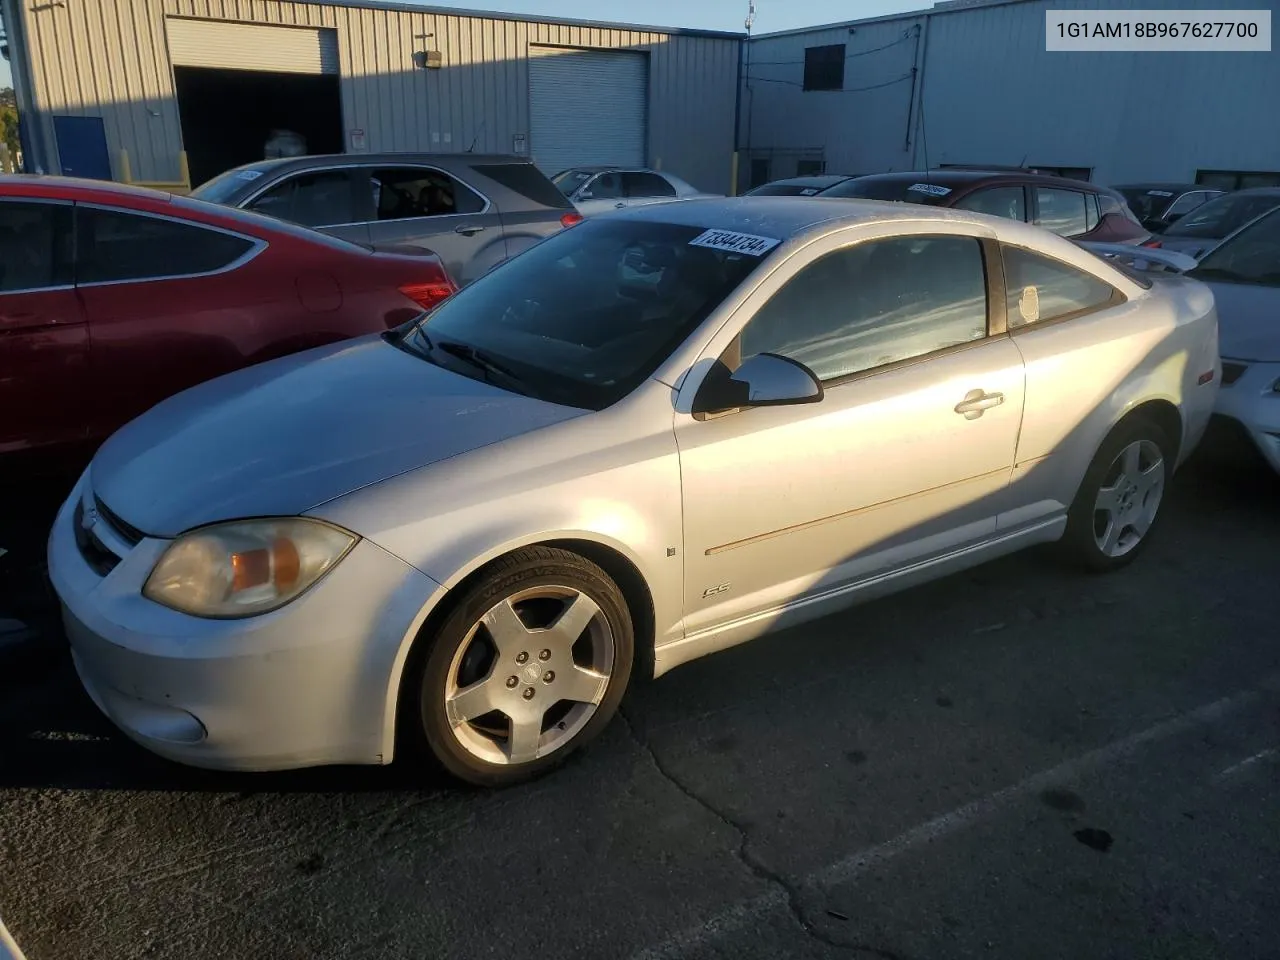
(1163, 211, 1186, 224)
(693, 352, 823, 415)
(577, 190, 594, 200)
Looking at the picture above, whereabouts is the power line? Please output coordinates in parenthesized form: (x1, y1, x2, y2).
(744, 72, 914, 92)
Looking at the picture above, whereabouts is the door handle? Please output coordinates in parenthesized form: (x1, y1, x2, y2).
(954, 389, 1004, 419)
(454, 224, 485, 236)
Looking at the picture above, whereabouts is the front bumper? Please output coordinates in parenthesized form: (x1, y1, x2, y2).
(1213, 359, 1280, 474)
(47, 477, 442, 771)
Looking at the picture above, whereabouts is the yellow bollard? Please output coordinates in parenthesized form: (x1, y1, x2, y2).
(177, 150, 190, 190)
(117, 148, 133, 183)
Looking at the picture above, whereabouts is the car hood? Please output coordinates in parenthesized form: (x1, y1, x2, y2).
(91, 335, 587, 538)
(1202, 280, 1280, 362)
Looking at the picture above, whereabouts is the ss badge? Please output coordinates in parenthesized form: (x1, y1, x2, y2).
(701, 582, 730, 599)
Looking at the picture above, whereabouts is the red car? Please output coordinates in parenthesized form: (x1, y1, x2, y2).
(815, 169, 1151, 245)
(0, 175, 456, 470)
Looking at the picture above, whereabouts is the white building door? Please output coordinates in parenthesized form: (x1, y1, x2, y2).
(528, 46, 648, 176)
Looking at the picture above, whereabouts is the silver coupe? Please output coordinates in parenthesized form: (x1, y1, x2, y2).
(48, 198, 1220, 786)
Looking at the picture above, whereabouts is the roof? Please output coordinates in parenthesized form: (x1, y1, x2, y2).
(848, 169, 1104, 191)
(1113, 182, 1208, 192)
(616, 194, 998, 236)
(754, 0, 1038, 39)
(290, 0, 743, 39)
(756, 175, 856, 188)
(0, 173, 176, 204)
(235, 152, 534, 173)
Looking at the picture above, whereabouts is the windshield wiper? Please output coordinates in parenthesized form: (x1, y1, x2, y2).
(433, 340, 529, 393)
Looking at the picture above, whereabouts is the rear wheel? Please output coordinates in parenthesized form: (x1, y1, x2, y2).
(1061, 418, 1171, 572)
(410, 547, 633, 787)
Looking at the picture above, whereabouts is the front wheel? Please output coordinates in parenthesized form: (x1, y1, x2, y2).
(1061, 418, 1171, 572)
(409, 547, 634, 787)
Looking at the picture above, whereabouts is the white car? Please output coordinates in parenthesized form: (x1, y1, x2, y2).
(1, 918, 27, 960)
(552, 166, 720, 217)
(48, 199, 1218, 787)
(1184, 205, 1280, 472)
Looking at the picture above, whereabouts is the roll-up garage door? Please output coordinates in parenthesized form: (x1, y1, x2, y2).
(166, 18, 340, 75)
(528, 46, 648, 176)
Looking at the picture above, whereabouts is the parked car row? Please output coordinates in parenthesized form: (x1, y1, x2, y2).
(747, 168, 1152, 246)
(4, 143, 1276, 791)
(550, 166, 722, 217)
(749, 168, 1280, 267)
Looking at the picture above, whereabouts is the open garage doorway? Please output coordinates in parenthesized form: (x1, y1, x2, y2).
(166, 17, 343, 187)
(174, 67, 342, 187)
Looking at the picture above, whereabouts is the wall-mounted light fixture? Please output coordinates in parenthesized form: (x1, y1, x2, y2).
(412, 33, 442, 69)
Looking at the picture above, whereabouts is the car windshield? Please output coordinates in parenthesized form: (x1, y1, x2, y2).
(551, 169, 595, 196)
(190, 163, 278, 204)
(1189, 207, 1280, 287)
(818, 177, 955, 205)
(407, 218, 770, 410)
(1164, 192, 1280, 239)
(1117, 187, 1175, 221)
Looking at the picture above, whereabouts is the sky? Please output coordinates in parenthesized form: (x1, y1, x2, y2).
(418, 0, 928, 33)
(0, 0, 927, 93)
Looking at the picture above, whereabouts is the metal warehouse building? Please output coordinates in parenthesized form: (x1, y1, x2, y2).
(1, 0, 742, 192)
(741, 0, 1279, 190)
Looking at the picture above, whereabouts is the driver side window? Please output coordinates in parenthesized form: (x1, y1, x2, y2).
(584, 173, 623, 200)
(737, 235, 990, 383)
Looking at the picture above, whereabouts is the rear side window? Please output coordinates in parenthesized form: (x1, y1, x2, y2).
(953, 187, 1026, 222)
(1085, 193, 1099, 230)
(76, 208, 255, 284)
(247, 170, 356, 227)
(624, 172, 677, 199)
(1002, 245, 1118, 328)
(0, 201, 73, 292)
(472, 163, 571, 210)
(369, 167, 486, 220)
(1035, 188, 1089, 237)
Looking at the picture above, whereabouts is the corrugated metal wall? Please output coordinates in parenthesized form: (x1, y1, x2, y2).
(14, 0, 740, 192)
(744, 0, 1279, 185)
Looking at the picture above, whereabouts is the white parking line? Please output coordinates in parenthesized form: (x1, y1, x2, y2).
(1214, 747, 1278, 782)
(631, 683, 1272, 960)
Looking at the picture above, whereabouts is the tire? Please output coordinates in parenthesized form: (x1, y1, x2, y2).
(1060, 416, 1172, 573)
(408, 546, 634, 787)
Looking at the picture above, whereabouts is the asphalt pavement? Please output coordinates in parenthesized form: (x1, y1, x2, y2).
(0, 451, 1277, 960)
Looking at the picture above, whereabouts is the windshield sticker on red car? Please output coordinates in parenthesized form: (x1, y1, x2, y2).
(689, 229, 781, 256)
(907, 183, 952, 197)
(1018, 285, 1040, 324)
(237, 170, 264, 181)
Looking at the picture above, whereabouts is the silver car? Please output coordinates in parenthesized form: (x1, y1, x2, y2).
(48, 199, 1219, 787)
(1154, 187, 1280, 259)
(551, 166, 720, 218)
(1187, 205, 1280, 473)
(190, 153, 581, 286)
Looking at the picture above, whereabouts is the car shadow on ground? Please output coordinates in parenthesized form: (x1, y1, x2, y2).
(0, 443, 1275, 797)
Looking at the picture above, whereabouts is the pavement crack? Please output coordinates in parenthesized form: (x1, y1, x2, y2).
(619, 707, 906, 959)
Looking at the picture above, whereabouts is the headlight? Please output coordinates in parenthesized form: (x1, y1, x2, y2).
(143, 518, 357, 618)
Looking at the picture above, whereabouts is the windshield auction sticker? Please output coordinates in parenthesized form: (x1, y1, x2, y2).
(907, 183, 952, 196)
(689, 229, 781, 256)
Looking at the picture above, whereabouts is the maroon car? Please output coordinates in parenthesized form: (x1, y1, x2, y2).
(815, 169, 1150, 244)
(0, 175, 457, 470)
